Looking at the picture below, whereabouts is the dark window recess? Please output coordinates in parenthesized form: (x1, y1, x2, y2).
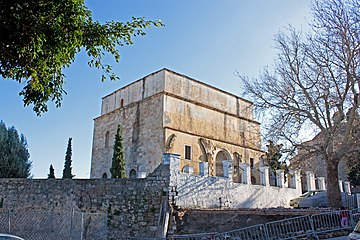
(250, 158, 254, 169)
(105, 131, 110, 148)
(129, 169, 137, 179)
(185, 146, 192, 160)
(120, 99, 124, 108)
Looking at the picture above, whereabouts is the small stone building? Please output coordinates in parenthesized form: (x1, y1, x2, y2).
(91, 69, 262, 180)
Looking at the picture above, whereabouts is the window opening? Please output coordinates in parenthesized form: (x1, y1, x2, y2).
(185, 145, 192, 160)
(250, 158, 254, 169)
(105, 131, 110, 148)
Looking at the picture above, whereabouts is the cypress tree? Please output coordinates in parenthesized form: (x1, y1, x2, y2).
(110, 125, 126, 178)
(48, 164, 55, 178)
(0, 121, 32, 178)
(62, 138, 74, 179)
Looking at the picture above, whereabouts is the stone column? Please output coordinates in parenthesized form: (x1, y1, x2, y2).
(289, 170, 302, 195)
(222, 160, 233, 180)
(276, 169, 285, 188)
(288, 170, 296, 188)
(343, 181, 351, 194)
(294, 170, 302, 195)
(240, 163, 251, 185)
(162, 153, 181, 186)
(306, 171, 316, 191)
(284, 175, 289, 188)
(259, 166, 270, 186)
(137, 165, 146, 179)
(356, 193, 360, 209)
(338, 180, 344, 192)
(199, 162, 209, 177)
(317, 177, 326, 191)
(137, 172, 147, 178)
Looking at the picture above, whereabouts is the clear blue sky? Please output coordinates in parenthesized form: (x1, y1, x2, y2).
(0, 0, 311, 178)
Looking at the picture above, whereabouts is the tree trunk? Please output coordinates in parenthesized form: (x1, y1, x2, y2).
(326, 158, 342, 208)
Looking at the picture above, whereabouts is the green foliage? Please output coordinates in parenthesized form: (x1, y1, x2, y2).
(48, 164, 55, 178)
(0, 121, 32, 178)
(0, 0, 163, 115)
(62, 138, 74, 179)
(348, 157, 360, 187)
(265, 140, 286, 173)
(110, 125, 126, 178)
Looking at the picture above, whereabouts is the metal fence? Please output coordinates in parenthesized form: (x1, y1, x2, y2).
(214, 208, 359, 240)
(265, 215, 314, 240)
(132, 208, 360, 240)
(0, 208, 107, 240)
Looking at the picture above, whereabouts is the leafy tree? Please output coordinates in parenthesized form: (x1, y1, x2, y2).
(48, 164, 55, 179)
(348, 156, 360, 187)
(265, 141, 285, 172)
(110, 125, 126, 178)
(62, 138, 74, 179)
(240, 0, 360, 207)
(0, 121, 32, 178)
(0, 0, 163, 115)
(264, 140, 288, 185)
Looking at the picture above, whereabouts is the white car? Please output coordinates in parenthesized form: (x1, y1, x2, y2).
(289, 190, 328, 208)
(298, 191, 329, 208)
(0, 234, 25, 240)
(349, 220, 360, 239)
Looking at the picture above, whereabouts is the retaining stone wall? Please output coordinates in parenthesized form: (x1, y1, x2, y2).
(0, 165, 169, 239)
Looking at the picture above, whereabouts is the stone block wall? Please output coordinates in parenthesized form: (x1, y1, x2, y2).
(163, 95, 261, 150)
(0, 169, 169, 239)
(164, 70, 254, 120)
(91, 94, 165, 178)
(92, 68, 263, 179)
(101, 70, 165, 115)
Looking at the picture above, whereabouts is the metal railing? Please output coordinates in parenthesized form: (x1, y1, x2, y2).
(169, 232, 217, 240)
(264, 215, 314, 240)
(214, 224, 266, 240)
(129, 208, 359, 240)
(0, 208, 107, 240)
(213, 209, 359, 240)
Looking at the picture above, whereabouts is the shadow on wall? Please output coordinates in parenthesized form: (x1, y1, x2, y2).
(173, 172, 299, 209)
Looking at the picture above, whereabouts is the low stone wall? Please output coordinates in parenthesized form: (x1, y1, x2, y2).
(0, 165, 169, 239)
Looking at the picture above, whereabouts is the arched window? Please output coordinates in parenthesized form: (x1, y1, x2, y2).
(129, 169, 137, 179)
(120, 99, 124, 108)
(102, 172, 108, 179)
(105, 131, 110, 148)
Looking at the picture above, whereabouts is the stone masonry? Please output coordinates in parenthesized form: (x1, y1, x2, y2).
(0, 165, 169, 239)
(91, 68, 263, 182)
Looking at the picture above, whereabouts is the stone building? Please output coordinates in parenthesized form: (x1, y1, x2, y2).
(91, 69, 262, 180)
(289, 132, 350, 192)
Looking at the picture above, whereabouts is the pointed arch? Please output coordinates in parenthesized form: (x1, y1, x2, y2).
(129, 169, 137, 179)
